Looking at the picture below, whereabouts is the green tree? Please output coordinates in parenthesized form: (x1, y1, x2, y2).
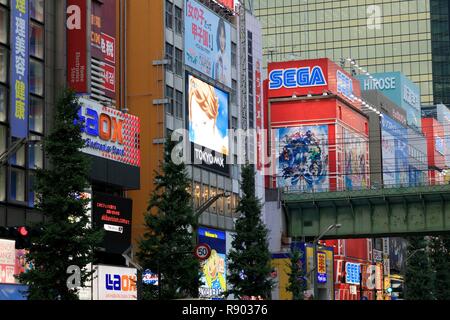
(429, 235, 450, 300)
(17, 89, 103, 300)
(227, 164, 274, 299)
(286, 247, 306, 300)
(138, 138, 200, 300)
(404, 236, 434, 300)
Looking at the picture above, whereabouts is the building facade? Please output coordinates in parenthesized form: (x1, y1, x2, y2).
(254, 0, 450, 106)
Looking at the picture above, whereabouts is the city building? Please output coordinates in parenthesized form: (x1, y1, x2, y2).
(254, 0, 450, 106)
(125, 0, 262, 299)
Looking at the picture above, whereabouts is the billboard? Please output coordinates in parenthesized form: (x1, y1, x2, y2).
(187, 74, 229, 175)
(0, 239, 15, 284)
(381, 115, 409, 187)
(93, 265, 137, 300)
(357, 72, 421, 128)
(198, 227, 227, 300)
(91, 0, 116, 98)
(92, 193, 132, 254)
(436, 104, 450, 166)
(66, 0, 89, 94)
(343, 128, 368, 190)
(275, 126, 329, 192)
(185, 0, 232, 88)
(10, 0, 29, 138)
(78, 98, 140, 167)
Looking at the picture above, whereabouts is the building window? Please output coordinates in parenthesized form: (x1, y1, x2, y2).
(175, 90, 183, 119)
(0, 46, 7, 84)
(165, 0, 173, 30)
(30, 22, 44, 59)
(29, 96, 43, 133)
(0, 85, 6, 122)
(28, 142, 43, 169)
(0, 165, 5, 202)
(28, 171, 36, 207)
(165, 42, 173, 72)
(30, 0, 44, 23)
(231, 42, 237, 67)
(231, 79, 237, 104)
(165, 85, 174, 115)
(30, 58, 44, 96)
(175, 5, 182, 35)
(10, 167, 25, 202)
(0, 124, 6, 154)
(0, 6, 8, 45)
(10, 140, 25, 167)
(231, 116, 238, 130)
(175, 47, 182, 76)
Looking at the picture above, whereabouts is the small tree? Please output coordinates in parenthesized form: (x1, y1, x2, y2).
(138, 138, 200, 300)
(404, 236, 434, 300)
(18, 89, 103, 300)
(286, 247, 306, 300)
(227, 164, 274, 299)
(429, 235, 450, 300)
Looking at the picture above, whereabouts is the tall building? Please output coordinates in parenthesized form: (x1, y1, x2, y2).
(254, 0, 450, 106)
(126, 0, 262, 300)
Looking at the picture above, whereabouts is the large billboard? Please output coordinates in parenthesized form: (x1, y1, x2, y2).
(66, 0, 89, 94)
(436, 104, 450, 166)
(93, 265, 137, 300)
(343, 128, 369, 190)
(357, 72, 421, 129)
(381, 115, 409, 187)
(10, 0, 29, 138)
(187, 74, 229, 175)
(185, 0, 232, 88)
(92, 193, 132, 254)
(78, 98, 140, 167)
(198, 227, 227, 300)
(275, 126, 329, 192)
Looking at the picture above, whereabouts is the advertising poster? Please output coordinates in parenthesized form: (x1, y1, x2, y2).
(276, 126, 329, 192)
(66, 0, 89, 94)
(382, 129, 396, 187)
(92, 193, 132, 254)
(198, 227, 226, 300)
(185, 0, 232, 88)
(78, 98, 140, 167)
(343, 128, 368, 190)
(436, 104, 450, 166)
(93, 265, 137, 300)
(187, 74, 229, 175)
(0, 240, 15, 284)
(396, 138, 409, 186)
(10, 0, 29, 138)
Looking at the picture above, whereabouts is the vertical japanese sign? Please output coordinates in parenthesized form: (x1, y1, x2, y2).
(255, 60, 263, 171)
(91, 0, 116, 98)
(10, 0, 29, 138)
(317, 251, 327, 284)
(67, 0, 89, 94)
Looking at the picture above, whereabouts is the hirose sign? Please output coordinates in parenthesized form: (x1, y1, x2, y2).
(268, 59, 329, 99)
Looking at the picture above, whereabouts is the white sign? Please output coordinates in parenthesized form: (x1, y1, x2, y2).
(350, 285, 357, 295)
(93, 265, 137, 300)
(104, 224, 123, 234)
(0, 239, 16, 284)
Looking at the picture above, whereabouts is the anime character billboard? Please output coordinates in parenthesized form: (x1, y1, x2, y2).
(343, 128, 369, 190)
(276, 126, 329, 192)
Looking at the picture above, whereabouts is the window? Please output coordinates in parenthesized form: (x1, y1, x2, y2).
(165, 0, 173, 30)
(30, 0, 44, 22)
(231, 42, 237, 67)
(10, 168, 25, 202)
(0, 46, 7, 83)
(0, 85, 6, 122)
(0, 6, 8, 45)
(175, 90, 183, 119)
(30, 22, 44, 59)
(175, 6, 182, 34)
(231, 79, 237, 104)
(28, 172, 36, 207)
(30, 59, 44, 96)
(175, 47, 182, 76)
(0, 165, 5, 201)
(0, 124, 6, 153)
(29, 96, 44, 133)
(165, 85, 174, 115)
(10, 140, 25, 167)
(28, 142, 43, 169)
(165, 42, 173, 72)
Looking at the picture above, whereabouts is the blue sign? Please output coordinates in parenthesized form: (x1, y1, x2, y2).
(337, 70, 354, 100)
(10, 0, 29, 138)
(142, 269, 158, 286)
(269, 66, 327, 90)
(345, 262, 361, 285)
(357, 72, 421, 129)
(317, 273, 327, 284)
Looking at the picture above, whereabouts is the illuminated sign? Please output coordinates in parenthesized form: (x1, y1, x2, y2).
(0, 240, 15, 284)
(317, 252, 327, 284)
(94, 265, 137, 300)
(92, 193, 132, 254)
(345, 262, 361, 285)
(269, 66, 327, 90)
(363, 77, 396, 90)
(142, 270, 158, 286)
(78, 98, 140, 167)
(337, 70, 354, 101)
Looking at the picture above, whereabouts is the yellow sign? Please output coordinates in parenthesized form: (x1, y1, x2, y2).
(317, 252, 326, 274)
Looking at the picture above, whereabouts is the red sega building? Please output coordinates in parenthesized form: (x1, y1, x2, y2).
(264, 58, 370, 192)
(422, 117, 445, 185)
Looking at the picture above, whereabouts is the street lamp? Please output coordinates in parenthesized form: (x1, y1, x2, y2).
(311, 223, 342, 300)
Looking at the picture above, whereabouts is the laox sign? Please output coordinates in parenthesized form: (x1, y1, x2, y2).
(105, 273, 136, 292)
(269, 66, 327, 90)
(78, 107, 123, 144)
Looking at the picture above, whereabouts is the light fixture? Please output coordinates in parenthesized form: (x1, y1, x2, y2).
(323, 91, 328, 96)
(307, 92, 312, 97)
(292, 93, 298, 98)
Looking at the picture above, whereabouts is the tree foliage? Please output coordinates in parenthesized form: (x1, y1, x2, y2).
(286, 247, 306, 300)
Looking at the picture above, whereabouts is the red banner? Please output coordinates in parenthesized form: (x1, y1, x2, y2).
(67, 0, 89, 93)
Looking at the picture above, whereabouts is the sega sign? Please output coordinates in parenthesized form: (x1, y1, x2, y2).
(78, 98, 140, 167)
(268, 59, 329, 99)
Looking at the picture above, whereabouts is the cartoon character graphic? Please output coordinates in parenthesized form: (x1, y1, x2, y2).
(202, 249, 226, 297)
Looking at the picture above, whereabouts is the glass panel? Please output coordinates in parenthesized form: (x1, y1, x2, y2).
(0, 46, 7, 83)
(30, 0, 44, 22)
(194, 182, 201, 208)
(0, 7, 8, 45)
(30, 22, 44, 59)
(10, 168, 25, 202)
(0, 165, 5, 201)
(10, 138, 25, 167)
(217, 189, 224, 215)
(0, 85, 6, 121)
(28, 172, 36, 207)
(30, 59, 44, 96)
(209, 187, 217, 214)
(0, 124, 6, 153)
(29, 96, 44, 133)
(28, 142, 43, 169)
